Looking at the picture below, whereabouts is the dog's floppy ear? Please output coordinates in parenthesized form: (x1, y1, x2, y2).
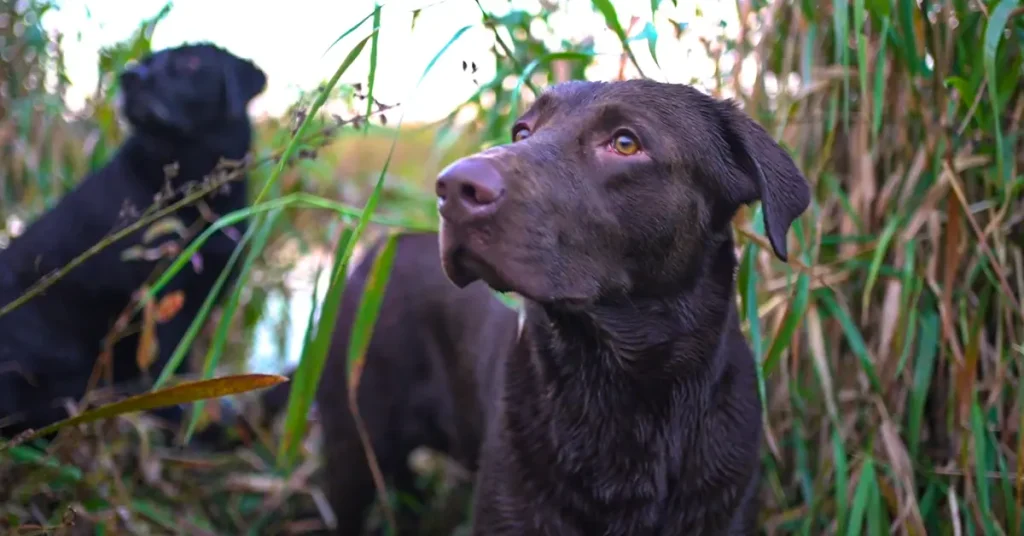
(716, 100, 811, 262)
(223, 56, 267, 119)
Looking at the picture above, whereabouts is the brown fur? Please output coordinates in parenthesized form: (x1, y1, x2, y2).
(310, 79, 810, 534)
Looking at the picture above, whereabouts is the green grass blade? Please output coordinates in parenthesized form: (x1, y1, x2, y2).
(983, 0, 1016, 184)
(860, 214, 902, 319)
(762, 272, 810, 374)
(817, 291, 882, 392)
(972, 399, 997, 535)
(152, 220, 258, 390)
(180, 209, 281, 444)
(871, 17, 890, 142)
(846, 456, 877, 536)
(346, 231, 399, 393)
(907, 310, 938, 460)
(254, 29, 376, 204)
(832, 0, 849, 130)
(363, 3, 382, 133)
(144, 192, 433, 299)
(321, 9, 375, 57)
(276, 23, 471, 469)
(833, 428, 851, 532)
(276, 227, 354, 469)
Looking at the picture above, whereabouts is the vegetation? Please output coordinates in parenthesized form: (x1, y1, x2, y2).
(0, 0, 1022, 534)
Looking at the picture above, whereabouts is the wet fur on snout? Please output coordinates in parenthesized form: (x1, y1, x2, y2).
(437, 79, 811, 534)
(0, 42, 266, 436)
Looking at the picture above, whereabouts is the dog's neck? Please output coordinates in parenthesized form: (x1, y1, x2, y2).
(503, 232, 747, 523)
(122, 121, 254, 188)
(526, 232, 738, 390)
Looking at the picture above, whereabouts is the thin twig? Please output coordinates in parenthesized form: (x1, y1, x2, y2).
(348, 389, 398, 533)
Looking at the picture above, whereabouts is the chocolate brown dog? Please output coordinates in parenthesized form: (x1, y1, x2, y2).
(435, 79, 810, 534)
(310, 79, 809, 535)
(0, 43, 266, 436)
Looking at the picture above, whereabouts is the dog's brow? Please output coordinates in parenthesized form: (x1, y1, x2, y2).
(520, 92, 558, 124)
(593, 104, 634, 130)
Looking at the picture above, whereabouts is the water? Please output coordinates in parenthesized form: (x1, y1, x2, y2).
(246, 243, 366, 375)
(247, 253, 332, 375)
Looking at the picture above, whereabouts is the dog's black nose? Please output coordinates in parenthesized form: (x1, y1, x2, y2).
(436, 157, 506, 219)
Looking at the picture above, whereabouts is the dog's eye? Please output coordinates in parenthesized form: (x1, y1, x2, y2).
(176, 55, 202, 73)
(512, 126, 531, 142)
(610, 131, 641, 156)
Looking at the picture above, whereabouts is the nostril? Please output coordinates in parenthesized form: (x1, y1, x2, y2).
(460, 182, 502, 206)
(435, 180, 448, 201)
(460, 183, 479, 204)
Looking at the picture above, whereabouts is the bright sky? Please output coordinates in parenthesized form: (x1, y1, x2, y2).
(43, 0, 750, 124)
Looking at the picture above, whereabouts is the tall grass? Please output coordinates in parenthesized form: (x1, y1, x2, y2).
(304, 1, 1024, 534)
(0, 0, 1022, 534)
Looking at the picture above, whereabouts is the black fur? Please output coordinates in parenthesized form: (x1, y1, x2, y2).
(0, 42, 267, 436)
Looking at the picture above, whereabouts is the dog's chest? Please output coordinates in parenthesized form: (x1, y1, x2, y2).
(488, 358, 676, 534)
(481, 345, 758, 535)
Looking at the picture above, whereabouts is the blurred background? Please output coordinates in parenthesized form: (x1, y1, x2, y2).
(0, 0, 1022, 534)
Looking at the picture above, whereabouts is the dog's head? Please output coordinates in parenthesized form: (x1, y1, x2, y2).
(118, 42, 267, 138)
(436, 80, 811, 306)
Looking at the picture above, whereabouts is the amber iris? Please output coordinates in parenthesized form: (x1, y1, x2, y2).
(612, 132, 640, 156)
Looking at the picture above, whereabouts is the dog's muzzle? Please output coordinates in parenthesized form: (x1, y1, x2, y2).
(435, 155, 510, 289)
(118, 65, 189, 135)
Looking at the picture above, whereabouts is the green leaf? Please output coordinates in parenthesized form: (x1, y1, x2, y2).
(508, 51, 595, 129)
(590, 0, 646, 78)
(628, 21, 661, 69)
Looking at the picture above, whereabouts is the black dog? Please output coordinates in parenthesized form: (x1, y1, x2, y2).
(435, 79, 810, 534)
(0, 43, 266, 436)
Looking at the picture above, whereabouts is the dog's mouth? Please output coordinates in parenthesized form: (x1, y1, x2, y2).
(443, 242, 514, 294)
(439, 220, 515, 292)
(439, 221, 596, 309)
(120, 92, 192, 136)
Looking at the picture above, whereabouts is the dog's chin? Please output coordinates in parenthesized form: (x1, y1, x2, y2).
(441, 245, 596, 313)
